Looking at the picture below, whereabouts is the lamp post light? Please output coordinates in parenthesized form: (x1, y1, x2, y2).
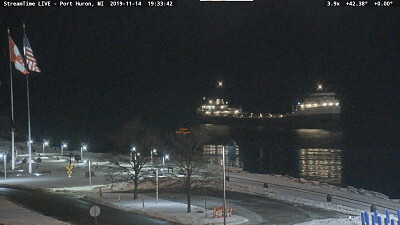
(61, 142, 67, 156)
(42, 139, 49, 154)
(151, 149, 156, 165)
(81, 144, 87, 161)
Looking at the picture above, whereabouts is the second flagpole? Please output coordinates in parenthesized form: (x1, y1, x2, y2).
(23, 23, 33, 174)
(7, 28, 16, 170)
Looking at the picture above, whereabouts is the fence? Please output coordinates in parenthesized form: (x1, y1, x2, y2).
(361, 210, 400, 225)
(226, 160, 243, 168)
(213, 206, 233, 218)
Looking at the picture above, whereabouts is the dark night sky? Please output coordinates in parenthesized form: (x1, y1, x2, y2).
(0, 1, 399, 151)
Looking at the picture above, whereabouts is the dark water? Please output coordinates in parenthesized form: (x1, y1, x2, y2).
(232, 127, 400, 199)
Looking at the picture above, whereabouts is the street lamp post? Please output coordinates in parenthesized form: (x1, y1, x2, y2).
(61, 142, 67, 156)
(156, 169, 158, 205)
(88, 160, 92, 187)
(222, 146, 226, 225)
(151, 149, 156, 165)
(28, 140, 33, 174)
(42, 139, 49, 154)
(0, 154, 6, 179)
(130, 146, 136, 162)
(81, 144, 87, 161)
(163, 154, 169, 166)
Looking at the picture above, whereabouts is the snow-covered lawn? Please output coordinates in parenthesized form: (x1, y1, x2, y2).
(88, 192, 248, 225)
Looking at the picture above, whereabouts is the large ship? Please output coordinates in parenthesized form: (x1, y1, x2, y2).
(291, 84, 341, 129)
(197, 82, 341, 130)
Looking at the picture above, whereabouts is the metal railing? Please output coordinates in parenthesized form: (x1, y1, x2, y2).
(226, 160, 243, 168)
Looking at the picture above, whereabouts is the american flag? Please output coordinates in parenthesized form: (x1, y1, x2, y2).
(23, 32, 41, 73)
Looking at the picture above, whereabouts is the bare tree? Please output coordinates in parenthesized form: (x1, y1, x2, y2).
(110, 120, 162, 199)
(171, 127, 214, 213)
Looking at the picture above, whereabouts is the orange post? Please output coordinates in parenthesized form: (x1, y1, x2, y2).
(218, 206, 224, 218)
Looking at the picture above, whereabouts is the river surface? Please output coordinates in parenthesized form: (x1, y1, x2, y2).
(0, 187, 171, 225)
(204, 124, 400, 198)
(236, 127, 400, 198)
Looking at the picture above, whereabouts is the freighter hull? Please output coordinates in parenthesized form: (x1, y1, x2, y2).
(196, 113, 341, 130)
(290, 113, 341, 130)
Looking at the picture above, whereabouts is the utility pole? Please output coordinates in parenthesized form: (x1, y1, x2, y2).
(156, 169, 159, 205)
(222, 146, 226, 225)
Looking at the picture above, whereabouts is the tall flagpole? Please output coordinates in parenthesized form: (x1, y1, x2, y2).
(7, 28, 16, 170)
(23, 23, 32, 174)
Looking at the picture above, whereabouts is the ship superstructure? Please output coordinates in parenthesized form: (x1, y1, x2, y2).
(295, 84, 341, 115)
(295, 92, 341, 115)
(198, 98, 243, 117)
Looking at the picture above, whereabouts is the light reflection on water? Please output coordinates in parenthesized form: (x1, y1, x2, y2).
(238, 128, 344, 186)
(202, 124, 400, 198)
(295, 129, 343, 185)
(298, 148, 342, 185)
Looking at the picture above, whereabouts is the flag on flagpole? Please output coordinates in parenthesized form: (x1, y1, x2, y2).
(8, 35, 29, 74)
(23, 32, 41, 72)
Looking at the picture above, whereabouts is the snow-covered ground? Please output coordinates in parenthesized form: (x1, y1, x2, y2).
(88, 192, 247, 225)
(1, 139, 400, 225)
(295, 217, 360, 225)
(0, 197, 71, 225)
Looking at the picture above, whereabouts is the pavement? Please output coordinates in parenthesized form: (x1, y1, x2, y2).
(0, 197, 71, 225)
